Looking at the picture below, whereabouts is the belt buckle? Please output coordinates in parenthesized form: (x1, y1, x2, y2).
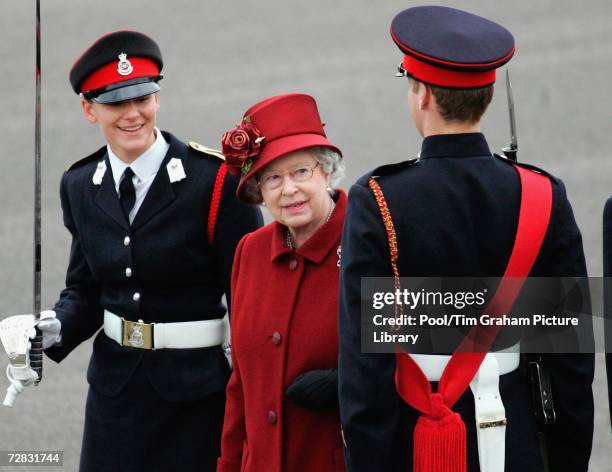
(121, 318, 154, 350)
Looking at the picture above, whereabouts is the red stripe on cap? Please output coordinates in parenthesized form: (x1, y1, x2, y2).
(403, 55, 496, 88)
(80, 57, 159, 93)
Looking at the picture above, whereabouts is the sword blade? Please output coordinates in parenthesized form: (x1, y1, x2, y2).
(506, 68, 518, 151)
(31, 0, 43, 384)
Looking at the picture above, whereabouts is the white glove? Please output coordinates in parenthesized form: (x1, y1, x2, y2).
(33, 310, 62, 349)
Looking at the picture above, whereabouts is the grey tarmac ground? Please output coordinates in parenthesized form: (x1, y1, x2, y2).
(0, 0, 611, 470)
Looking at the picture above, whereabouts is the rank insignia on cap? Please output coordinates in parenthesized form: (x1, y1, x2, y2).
(390, 6, 515, 88)
(117, 53, 133, 76)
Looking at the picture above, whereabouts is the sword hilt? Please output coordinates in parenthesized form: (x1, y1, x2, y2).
(30, 327, 43, 384)
(502, 146, 517, 162)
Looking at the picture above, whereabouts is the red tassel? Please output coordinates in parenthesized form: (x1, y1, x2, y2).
(413, 412, 467, 472)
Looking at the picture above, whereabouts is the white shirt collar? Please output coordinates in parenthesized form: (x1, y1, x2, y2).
(107, 128, 169, 186)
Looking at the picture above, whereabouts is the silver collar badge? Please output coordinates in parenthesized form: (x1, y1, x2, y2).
(167, 158, 187, 183)
(92, 160, 107, 185)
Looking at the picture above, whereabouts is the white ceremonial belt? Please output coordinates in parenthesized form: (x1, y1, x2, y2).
(470, 354, 508, 472)
(103, 310, 226, 350)
(411, 345, 520, 472)
(410, 350, 519, 382)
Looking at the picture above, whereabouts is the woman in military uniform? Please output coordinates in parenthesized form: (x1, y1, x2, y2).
(8, 30, 262, 472)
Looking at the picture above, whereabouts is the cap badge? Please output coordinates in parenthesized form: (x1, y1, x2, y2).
(117, 52, 134, 76)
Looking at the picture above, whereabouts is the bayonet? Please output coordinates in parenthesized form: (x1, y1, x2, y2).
(502, 68, 518, 161)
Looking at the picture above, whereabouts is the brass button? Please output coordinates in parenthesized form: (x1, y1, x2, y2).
(272, 332, 282, 345)
(289, 258, 298, 271)
(267, 410, 278, 424)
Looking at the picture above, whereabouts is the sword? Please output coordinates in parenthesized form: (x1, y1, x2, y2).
(30, 0, 43, 384)
(501, 68, 518, 162)
(502, 67, 554, 469)
(0, 0, 43, 407)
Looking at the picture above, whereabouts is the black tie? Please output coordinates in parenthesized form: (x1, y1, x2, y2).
(119, 167, 136, 222)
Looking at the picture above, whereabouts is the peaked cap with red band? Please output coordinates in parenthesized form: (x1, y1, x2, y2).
(70, 30, 163, 104)
(225, 93, 341, 203)
(391, 6, 515, 88)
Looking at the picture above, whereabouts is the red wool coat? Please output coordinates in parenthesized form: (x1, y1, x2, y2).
(218, 190, 347, 472)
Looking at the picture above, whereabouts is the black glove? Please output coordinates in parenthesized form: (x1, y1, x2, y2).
(286, 368, 339, 410)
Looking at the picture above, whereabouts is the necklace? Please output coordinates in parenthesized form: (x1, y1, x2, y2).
(286, 198, 336, 250)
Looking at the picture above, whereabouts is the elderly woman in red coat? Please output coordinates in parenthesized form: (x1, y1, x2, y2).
(217, 93, 346, 472)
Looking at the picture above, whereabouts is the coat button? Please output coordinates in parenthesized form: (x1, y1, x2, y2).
(267, 410, 278, 424)
(271, 332, 282, 345)
(288, 258, 298, 271)
(132, 292, 141, 302)
(125, 268, 133, 278)
(124, 236, 131, 246)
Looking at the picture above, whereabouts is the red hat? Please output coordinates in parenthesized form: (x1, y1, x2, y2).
(221, 93, 341, 202)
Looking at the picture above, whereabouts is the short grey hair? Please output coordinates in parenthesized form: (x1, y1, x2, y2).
(312, 146, 345, 189)
(242, 146, 344, 205)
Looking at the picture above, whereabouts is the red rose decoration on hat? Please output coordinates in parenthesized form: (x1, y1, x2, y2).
(221, 116, 265, 175)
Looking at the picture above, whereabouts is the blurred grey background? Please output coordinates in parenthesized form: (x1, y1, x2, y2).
(0, 0, 610, 470)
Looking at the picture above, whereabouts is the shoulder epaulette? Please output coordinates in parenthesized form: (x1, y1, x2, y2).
(492, 153, 553, 179)
(67, 146, 106, 171)
(189, 141, 225, 161)
(356, 158, 419, 186)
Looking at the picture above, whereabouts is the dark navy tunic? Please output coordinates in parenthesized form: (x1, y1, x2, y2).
(45, 131, 263, 472)
(339, 133, 594, 472)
